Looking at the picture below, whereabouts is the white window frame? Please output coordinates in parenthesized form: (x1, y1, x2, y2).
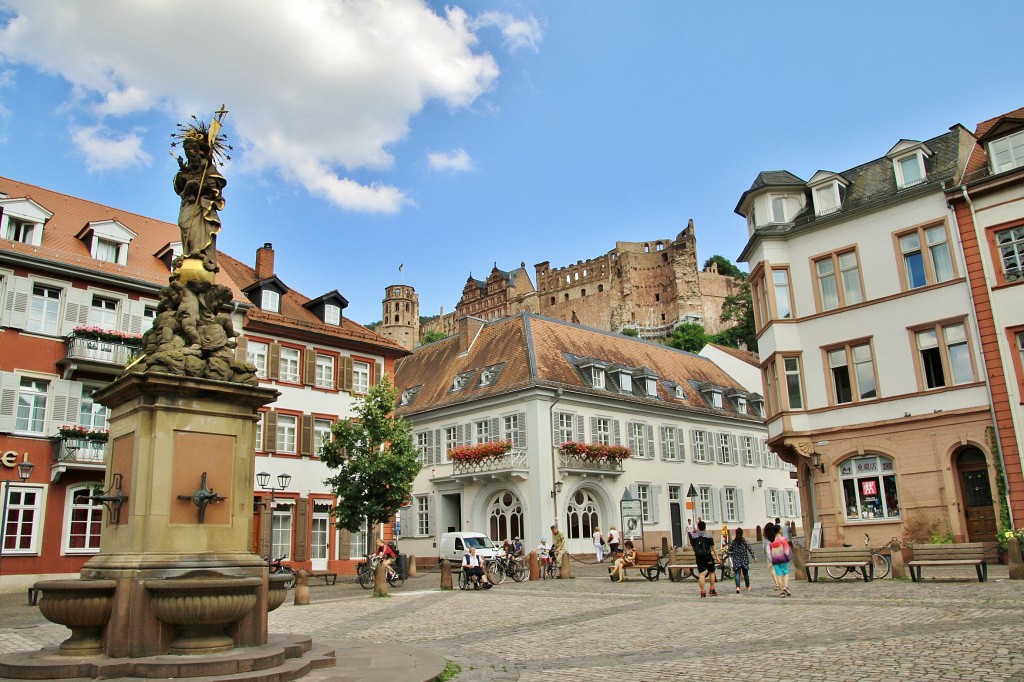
(15, 377, 49, 434)
(415, 494, 431, 536)
(315, 354, 335, 389)
(741, 436, 756, 467)
(894, 152, 926, 189)
(628, 421, 648, 458)
(474, 419, 491, 444)
(692, 429, 710, 463)
(660, 426, 678, 461)
(594, 417, 611, 445)
(87, 295, 119, 329)
(313, 418, 332, 455)
(698, 485, 714, 521)
(261, 289, 280, 313)
(248, 341, 269, 379)
(323, 304, 341, 326)
(1, 485, 44, 554)
(444, 426, 458, 462)
(270, 504, 293, 559)
(28, 283, 61, 335)
(717, 432, 733, 465)
(276, 414, 297, 453)
(722, 486, 739, 523)
(416, 431, 431, 465)
(63, 484, 104, 555)
(994, 224, 1024, 282)
(278, 347, 300, 383)
(812, 182, 841, 216)
(588, 366, 605, 389)
(989, 129, 1024, 174)
(502, 414, 522, 448)
(637, 483, 652, 523)
(352, 361, 370, 394)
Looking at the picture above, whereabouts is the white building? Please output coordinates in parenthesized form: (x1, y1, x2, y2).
(393, 313, 797, 558)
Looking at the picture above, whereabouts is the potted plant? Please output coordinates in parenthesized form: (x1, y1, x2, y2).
(86, 429, 109, 443)
(558, 442, 632, 463)
(70, 326, 144, 345)
(57, 425, 90, 440)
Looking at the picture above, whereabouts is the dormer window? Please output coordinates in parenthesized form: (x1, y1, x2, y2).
(644, 375, 658, 396)
(261, 289, 280, 312)
(451, 371, 474, 392)
(398, 386, 421, 407)
(701, 385, 724, 408)
(989, 129, 1024, 174)
(590, 366, 605, 389)
(675, 385, 686, 399)
(887, 140, 931, 190)
(736, 396, 747, 412)
(751, 399, 764, 417)
(324, 304, 340, 326)
(79, 220, 136, 265)
(0, 197, 51, 247)
(808, 172, 847, 217)
(480, 368, 495, 386)
(614, 370, 632, 394)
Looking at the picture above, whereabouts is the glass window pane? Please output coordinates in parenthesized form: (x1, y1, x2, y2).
(947, 342, 972, 384)
(900, 156, 923, 185)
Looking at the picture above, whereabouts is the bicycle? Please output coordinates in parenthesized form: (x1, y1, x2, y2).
(487, 552, 527, 585)
(357, 554, 405, 589)
(264, 554, 296, 589)
(825, 534, 893, 580)
(541, 552, 557, 580)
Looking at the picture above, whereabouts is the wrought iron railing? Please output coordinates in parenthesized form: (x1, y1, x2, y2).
(65, 335, 141, 366)
(53, 437, 107, 465)
(557, 452, 625, 474)
(451, 448, 528, 476)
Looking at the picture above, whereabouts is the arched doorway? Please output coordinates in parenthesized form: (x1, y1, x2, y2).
(565, 488, 600, 551)
(487, 490, 524, 544)
(955, 447, 996, 542)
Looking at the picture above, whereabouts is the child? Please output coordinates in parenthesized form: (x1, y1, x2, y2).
(728, 527, 756, 593)
(536, 538, 553, 578)
(768, 525, 793, 597)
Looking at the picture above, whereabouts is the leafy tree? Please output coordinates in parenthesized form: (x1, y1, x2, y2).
(621, 328, 639, 337)
(665, 322, 711, 353)
(703, 254, 746, 280)
(320, 375, 421, 555)
(421, 329, 447, 343)
(716, 281, 757, 352)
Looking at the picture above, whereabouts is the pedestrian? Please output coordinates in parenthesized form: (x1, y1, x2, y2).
(593, 526, 606, 562)
(684, 518, 695, 547)
(728, 527, 756, 592)
(608, 539, 636, 582)
(607, 525, 621, 557)
(690, 520, 719, 597)
(550, 524, 566, 575)
(767, 523, 793, 597)
(720, 523, 730, 551)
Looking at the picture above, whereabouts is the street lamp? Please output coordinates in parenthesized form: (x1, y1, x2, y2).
(256, 471, 291, 567)
(0, 461, 35, 576)
(809, 452, 825, 473)
(550, 480, 563, 499)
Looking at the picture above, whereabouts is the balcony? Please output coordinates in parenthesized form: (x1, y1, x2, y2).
(557, 452, 624, 478)
(443, 449, 530, 482)
(51, 437, 107, 481)
(59, 333, 143, 377)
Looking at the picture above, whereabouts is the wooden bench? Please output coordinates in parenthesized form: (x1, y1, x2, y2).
(908, 543, 987, 582)
(611, 551, 663, 581)
(308, 571, 338, 585)
(666, 549, 699, 582)
(805, 547, 873, 582)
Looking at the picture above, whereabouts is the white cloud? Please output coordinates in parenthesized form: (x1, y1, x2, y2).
(71, 125, 151, 173)
(0, 0, 530, 213)
(427, 148, 473, 172)
(471, 11, 544, 53)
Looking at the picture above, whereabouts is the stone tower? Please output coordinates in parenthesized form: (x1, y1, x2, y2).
(379, 284, 419, 351)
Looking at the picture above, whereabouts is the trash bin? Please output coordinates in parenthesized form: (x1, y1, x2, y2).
(396, 554, 409, 579)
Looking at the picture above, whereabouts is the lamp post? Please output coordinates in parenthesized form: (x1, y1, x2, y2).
(0, 460, 35, 576)
(256, 470, 291, 568)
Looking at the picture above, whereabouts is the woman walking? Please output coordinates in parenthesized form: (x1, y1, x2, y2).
(607, 525, 621, 557)
(593, 526, 606, 562)
(727, 527, 756, 592)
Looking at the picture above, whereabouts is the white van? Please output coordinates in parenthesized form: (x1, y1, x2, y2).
(438, 532, 500, 564)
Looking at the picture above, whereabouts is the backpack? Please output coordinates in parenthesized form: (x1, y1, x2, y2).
(769, 537, 791, 565)
(692, 534, 714, 560)
(387, 540, 399, 555)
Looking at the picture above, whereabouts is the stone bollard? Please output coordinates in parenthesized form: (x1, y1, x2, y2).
(558, 551, 572, 579)
(293, 569, 309, 605)
(528, 551, 539, 581)
(888, 541, 906, 579)
(661, 536, 669, 555)
(755, 525, 762, 542)
(1009, 537, 1024, 580)
(407, 555, 417, 578)
(668, 547, 679, 582)
(790, 542, 806, 581)
(373, 560, 388, 597)
(440, 559, 453, 590)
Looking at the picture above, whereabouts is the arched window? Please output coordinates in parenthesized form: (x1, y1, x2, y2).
(488, 490, 524, 543)
(581, 289, 587, 297)
(566, 488, 599, 539)
(839, 455, 900, 520)
(598, 284, 605, 293)
(64, 484, 104, 554)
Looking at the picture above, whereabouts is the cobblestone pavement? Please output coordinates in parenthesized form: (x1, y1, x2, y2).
(2, 560, 1022, 681)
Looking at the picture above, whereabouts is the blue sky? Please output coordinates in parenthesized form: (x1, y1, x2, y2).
(2, 1, 1022, 325)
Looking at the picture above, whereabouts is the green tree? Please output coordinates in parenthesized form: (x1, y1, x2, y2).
(665, 322, 711, 353)
(621, 328, 639, 337)
(320, 375, 421, 554)
(421, 329, 447, 343)
(703, 254, 746, 280)
(716, 281, 757, 352)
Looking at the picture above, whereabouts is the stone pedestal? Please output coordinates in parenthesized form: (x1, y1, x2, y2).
(79, 373, 278, 658)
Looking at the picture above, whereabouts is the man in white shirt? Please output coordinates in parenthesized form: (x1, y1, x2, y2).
(462, 547, 491, 589)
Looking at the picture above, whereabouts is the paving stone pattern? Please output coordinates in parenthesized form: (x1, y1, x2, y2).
(1, 561, 1022, 681)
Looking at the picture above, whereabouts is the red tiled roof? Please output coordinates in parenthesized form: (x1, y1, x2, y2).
(396, 313, 759, 420)
(218, 250, 407, 354)
(0, 176, 244, 299)
(962, 106, 1024, 179)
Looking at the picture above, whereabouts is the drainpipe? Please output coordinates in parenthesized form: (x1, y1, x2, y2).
(952, 185, 1013, 527)
(549, 387, 563, 524)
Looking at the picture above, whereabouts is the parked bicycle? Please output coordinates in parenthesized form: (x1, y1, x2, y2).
(825, 534, 894, 580)
(487, 551, 527, 584)
(264, 554, 296, 589)
(357, 554, 405, 589)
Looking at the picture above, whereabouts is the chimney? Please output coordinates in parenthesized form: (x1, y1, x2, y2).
(457, 316, 485, 354)
(255, 243, 275, 279)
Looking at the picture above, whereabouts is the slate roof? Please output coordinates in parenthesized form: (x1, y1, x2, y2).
(394, 313, 762, 422)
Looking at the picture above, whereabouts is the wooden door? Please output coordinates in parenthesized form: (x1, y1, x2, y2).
(956, 448, 996, 542)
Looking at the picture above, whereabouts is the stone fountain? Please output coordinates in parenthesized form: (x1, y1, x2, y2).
(0, 110, 337, 681)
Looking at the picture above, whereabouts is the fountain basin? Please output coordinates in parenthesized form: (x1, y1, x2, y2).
(146, 576, 261, 655)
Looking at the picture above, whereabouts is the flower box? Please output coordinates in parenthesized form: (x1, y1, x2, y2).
(448, 441, 513, 463)
(57, 425, 108, 442)
(70, 326, 144, 345)
(558, 442, 631, 462)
